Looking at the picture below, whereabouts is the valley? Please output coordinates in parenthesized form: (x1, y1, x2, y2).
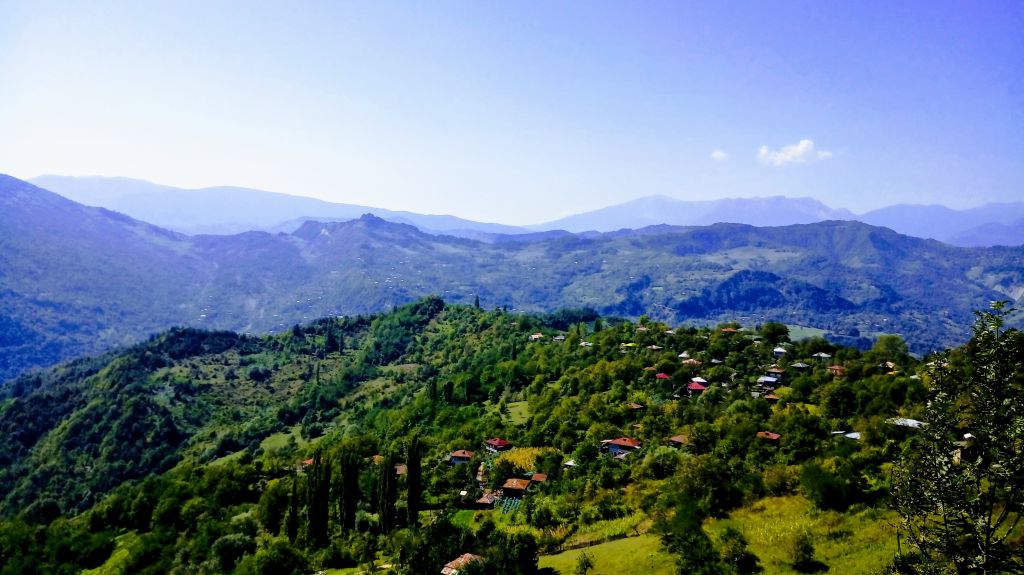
(3, 174, 1022, 383)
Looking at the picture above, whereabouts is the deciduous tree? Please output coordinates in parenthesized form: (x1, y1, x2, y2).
(893, 303, 1024, 573)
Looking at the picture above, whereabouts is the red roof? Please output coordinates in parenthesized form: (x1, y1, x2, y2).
(301, 458, 314, 466)
(687, 382, 707, 391)
(757, 431, 781, 441)
(721, 327, 739, 333)
(503, 478, 531, 490)
(603, 437, 642, 449)
(531, 473, 548, 483)
(485, 438, 511, 448)
(451, 449, 475, 458)
(476, 492, 499, 505)
(668, 434, 688, 445)
(655, 372, 670, 379)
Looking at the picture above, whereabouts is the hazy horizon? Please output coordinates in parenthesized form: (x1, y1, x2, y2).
(3, 2, 1022, 224)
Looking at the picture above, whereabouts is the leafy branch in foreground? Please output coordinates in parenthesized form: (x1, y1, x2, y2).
(893, 302, 1024, 574)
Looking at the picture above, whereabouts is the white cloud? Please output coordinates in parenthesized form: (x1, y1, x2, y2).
(710, 149, 728, 162)
(758, 139, 833, 166)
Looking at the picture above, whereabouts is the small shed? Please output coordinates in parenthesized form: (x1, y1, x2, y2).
(667, 434, 689, 449)
(442, 553, 484, 575)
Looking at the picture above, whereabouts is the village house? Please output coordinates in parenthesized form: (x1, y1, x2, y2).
(528, 332, 544, 341)
(448, 449, 474, 465)
(773, 346, 788, 358)
(484, 437, 513, 452)
(502, 477, 531, 497)
(757, 431, 782, 441)
(475, 491, 499, 508)
(828, 365, 847, 377)
(602, 437, 642, 457)
(887, 417, 925, 429)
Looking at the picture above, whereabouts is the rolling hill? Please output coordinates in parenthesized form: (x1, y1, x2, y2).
(2, 173, 1022, 381)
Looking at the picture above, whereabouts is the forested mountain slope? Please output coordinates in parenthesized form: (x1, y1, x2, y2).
(1, 299, 1019, 574)
(3, 174, 1023, 381)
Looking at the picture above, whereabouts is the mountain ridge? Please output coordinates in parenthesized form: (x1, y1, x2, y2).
(30, 174, 1024, 246)
(29, 175, 530, 237)
(3, 174, 1023, 381)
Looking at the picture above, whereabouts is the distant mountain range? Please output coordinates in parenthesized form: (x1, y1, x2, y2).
(857, 203, 1024, 247)
(532, 195, 857, 231)
(29, 175, 529, 237)
(31, 175, 1024, 247)
(4, 173, 1023, 381)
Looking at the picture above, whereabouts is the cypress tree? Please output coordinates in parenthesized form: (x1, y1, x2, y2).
(406, 434, 423, 527)
(377, 450, 398, 532)
(334, 446, 361, 533)
(286, 471, 300, 543)
(305, 450, 331, 549)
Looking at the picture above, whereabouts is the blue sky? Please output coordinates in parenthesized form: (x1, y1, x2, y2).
(1, 1, 1021, 224)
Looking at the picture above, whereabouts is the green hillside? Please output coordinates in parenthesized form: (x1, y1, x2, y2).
(3, 174, 1024, 381)
(2, 298, 1019, 574)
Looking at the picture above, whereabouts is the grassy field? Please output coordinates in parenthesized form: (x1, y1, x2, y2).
(539, 534, 675, 575)
(81, 532, 140, 575)
(260, 425, 311, 451)
(506, 400, 530, 425)
(706, 496, 897, 574)
(786, 324, 828, 341)
(539, 496, 896, 575)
